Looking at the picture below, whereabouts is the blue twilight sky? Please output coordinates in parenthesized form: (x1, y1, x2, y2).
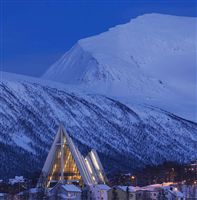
(1, 0, 197, 77)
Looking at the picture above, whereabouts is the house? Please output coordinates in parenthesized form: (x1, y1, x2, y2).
(47, 183, 82, 200)
(87, 184, 111, 200)
(135, 184, 185, 200)
(133, 184, 170, 200)
(108, 186, 138, 200)
(163, 186, 185, 200)
(136, 189, 161, 200)
(15, 187, 46, 200)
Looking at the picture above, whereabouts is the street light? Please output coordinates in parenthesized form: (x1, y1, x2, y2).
(131, 176, 137, 186)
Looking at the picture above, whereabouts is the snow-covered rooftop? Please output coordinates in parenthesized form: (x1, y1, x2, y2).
(61, 184, 81, 192)
(92, 184, 111, 190)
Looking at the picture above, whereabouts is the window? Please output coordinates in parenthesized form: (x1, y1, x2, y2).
(68, 192, 71, 197)
(67, 192, 74, 197)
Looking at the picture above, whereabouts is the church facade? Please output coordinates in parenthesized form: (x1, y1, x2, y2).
(38, 125, 107, 188)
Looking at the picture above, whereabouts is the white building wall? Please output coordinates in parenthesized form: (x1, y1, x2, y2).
(88, 185, 109, 200)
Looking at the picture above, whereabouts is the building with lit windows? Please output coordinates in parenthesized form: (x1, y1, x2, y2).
(108, 186, 137, 200)
(37, 125, 107, 189)
(86, 184, 111, 200)
(47, 183, 82, 200)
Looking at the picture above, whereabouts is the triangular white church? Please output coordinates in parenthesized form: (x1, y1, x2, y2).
(38, 125, 107, 188)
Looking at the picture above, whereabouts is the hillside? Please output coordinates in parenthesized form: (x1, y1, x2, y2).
(0, 74, 197, 178)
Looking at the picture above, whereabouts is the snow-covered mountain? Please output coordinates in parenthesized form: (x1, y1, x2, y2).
(0, 73, 197, 179)
(1, 14, 196, 179)
(43, 13, 197, 122)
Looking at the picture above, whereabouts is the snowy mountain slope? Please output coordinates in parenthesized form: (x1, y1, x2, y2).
(42, 13, 197, 121)
(0, 75, 197, 179)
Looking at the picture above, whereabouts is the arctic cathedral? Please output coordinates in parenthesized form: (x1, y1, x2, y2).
(38, 125, 107, 188)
